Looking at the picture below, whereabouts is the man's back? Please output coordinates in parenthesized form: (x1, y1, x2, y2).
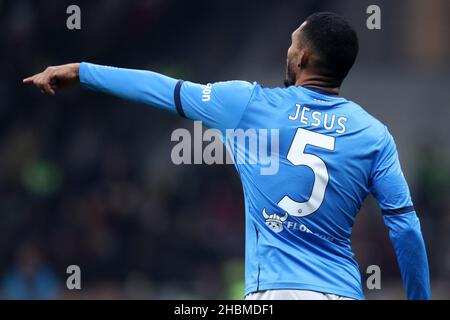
(233, 85, 412, 299)
(24, 60, 431, 300)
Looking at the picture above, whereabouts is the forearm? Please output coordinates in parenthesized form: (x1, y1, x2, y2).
(384, 211, 431, 300)
(79, 62, 179, 113)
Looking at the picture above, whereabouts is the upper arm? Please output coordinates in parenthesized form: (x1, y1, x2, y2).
(175, 80, 256, 132)
(370, 128, 414, 215)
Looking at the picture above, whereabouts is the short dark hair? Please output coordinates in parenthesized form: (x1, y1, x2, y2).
(301, 12, 359, 86)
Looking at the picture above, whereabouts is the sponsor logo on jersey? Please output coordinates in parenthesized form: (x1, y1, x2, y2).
(201, 83, 212, 102)
(262, 208, 288, 233)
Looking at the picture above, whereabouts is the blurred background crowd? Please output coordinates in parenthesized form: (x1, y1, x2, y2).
(0, 0, 449, 299)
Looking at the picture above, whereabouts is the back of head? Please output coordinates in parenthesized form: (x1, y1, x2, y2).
(301, 12, 359, 86)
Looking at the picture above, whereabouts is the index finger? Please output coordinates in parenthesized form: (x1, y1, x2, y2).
(23, 74, 38, 84)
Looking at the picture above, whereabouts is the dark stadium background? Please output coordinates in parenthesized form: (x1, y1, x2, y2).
(0, 0, 449, 299)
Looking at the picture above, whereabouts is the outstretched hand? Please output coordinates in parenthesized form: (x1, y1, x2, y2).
(23, 63, 80, 95)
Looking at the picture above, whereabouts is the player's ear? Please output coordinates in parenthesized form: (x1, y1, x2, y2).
(297, 49, 309, 69)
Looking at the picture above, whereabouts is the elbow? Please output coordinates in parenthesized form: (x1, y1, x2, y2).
(390, 222, 423, 240)
(396, 222, 421, 236)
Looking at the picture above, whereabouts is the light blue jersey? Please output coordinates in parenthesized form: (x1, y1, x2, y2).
(79, 63, 431, 300)
(179, 81, 415, 299)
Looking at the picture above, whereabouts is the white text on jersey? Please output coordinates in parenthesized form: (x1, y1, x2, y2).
(288, 104, 347, 134)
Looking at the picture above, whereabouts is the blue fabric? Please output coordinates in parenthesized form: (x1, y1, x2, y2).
(79, 62, 179, 113)
(79, 63, 431, 300)
(179, 80, 256, 132)
(383, 212, 431, 300)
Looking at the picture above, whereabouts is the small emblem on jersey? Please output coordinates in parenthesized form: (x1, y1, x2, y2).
(262, 208, 288, 233)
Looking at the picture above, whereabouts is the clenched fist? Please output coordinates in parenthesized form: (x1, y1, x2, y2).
(23, 63, 80, 95)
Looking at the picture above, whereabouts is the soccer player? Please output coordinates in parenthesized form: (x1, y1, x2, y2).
(23, 12, 430, 300)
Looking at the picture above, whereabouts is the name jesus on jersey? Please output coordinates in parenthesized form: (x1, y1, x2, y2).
(288, 103, 347, 134)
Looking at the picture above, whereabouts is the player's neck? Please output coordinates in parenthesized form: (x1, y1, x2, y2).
(295, 74, 340, 95)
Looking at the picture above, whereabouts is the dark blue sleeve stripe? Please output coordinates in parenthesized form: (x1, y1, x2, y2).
(174, 80, 186, 118)
(382, 206, 415, 215)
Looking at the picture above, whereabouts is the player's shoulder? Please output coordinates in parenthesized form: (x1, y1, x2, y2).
(214, 82, 294, 107)
(344, 99, 395, 150)
(250, 84, 309, 106)
(349, 100, 389, 133)
(195, 80, 258, 105)
(255, 84, 299, 98)
(212, 80, 257, 89)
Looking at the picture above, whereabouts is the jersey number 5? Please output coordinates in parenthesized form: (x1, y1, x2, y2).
(278, 128, 335, 217)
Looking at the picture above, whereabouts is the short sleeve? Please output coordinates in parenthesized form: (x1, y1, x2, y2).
(370, 128, 414, 215)
(175, 80, 256, 132)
